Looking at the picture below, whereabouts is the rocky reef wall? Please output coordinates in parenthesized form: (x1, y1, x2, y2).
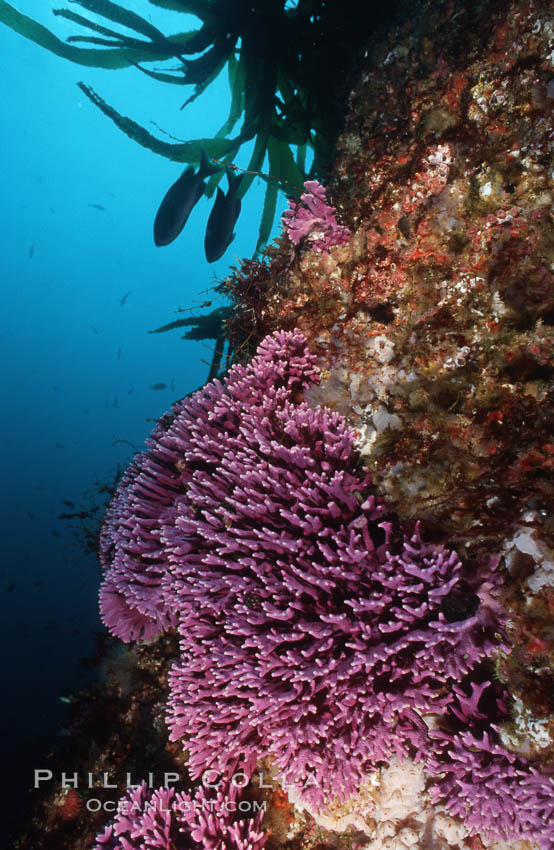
(225, 0, 554, 737)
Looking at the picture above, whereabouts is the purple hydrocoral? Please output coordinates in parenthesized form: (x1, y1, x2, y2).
(98, 449, 180, 642)
(94, 781, 266, 850)
(166, 520, 500, 807)
(427, 728, 554, 850)
(282, 180, 351, 251)
(99, 329, 502, 809)
(99, 330, 319, 643)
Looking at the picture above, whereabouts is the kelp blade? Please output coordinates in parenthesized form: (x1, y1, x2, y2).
(0, 0, 168, 67)
(78, 82, 238, 163)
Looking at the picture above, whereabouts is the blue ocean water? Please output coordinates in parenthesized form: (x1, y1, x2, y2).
(0, 0, 284, 819)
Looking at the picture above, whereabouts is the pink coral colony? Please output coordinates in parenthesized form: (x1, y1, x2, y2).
(282, 180, 351, 251)
(94, 781, 266, 850)
(98, 329, 554, 850)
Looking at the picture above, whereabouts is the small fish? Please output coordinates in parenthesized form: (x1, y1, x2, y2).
(154, 148, 219, 247)
(61, 499, 75, 507)
(170, 378, 175, 392)
(150, 382, 167, 390)
(117, 347, 122, 359)
(6, 584, 15, 592)
(128, 387, 134, 395)
(82, 408, 89, 415)
(51, 529, 61, 538)
(91, 326, 100, 335)
(204, 168, 242, 262)
(120, 291, 131, 307)
(34, 579, 44, 587)
(29, 243, 35, 258)
(113, 397, 118, 408)
(89, 203, 106, 211)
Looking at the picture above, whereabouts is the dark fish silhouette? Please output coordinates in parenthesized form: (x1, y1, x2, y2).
(205, 168, 243, 262)
(28, 243, 35, 258)
(117, 347, 122, 359)
(150, 383, 167, 390)
(120, 291, 131, 307)
(154, 148, 219, 247)
(61, 499, 75, 507)
(89, 203, 106, 211)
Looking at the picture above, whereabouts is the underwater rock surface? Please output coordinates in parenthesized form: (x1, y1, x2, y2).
(229, 0, 554, 551)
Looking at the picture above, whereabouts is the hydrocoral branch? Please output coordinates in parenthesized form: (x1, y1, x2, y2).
(427, 729, 554, 850)
(282, 180, 351, 251)
(94, 781, 266, 850)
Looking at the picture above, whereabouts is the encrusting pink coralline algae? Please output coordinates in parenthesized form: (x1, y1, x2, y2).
(98, 330, 554, 848)
(94, 781, 266, 850)
(281, 180, 351, 251)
